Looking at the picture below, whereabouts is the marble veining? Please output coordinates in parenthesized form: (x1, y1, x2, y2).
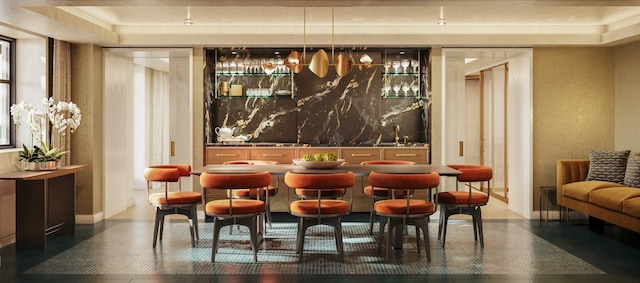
(206, 48, 431, 146)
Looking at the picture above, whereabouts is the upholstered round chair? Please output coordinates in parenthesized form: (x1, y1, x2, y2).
(369, 171, 440, 262)
(361, 160, 416, 234)
(284, 171, 355, 262)
(144, 164, 202, 248)
(435, 164, 492, 248)
(223, 160, 279, 229)
(200, 171, 271, 262)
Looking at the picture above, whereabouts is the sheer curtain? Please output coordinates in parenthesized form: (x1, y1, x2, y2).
(52, 39, 71, 165)
(147, 69, 170, 166)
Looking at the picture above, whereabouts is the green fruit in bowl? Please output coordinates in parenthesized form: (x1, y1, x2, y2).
(301, 152, 338, 161)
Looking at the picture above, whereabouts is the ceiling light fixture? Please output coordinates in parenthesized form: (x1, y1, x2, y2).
(437, 6, 446, 26)
(184, 6, 194, 26)
(287, 6, 372, 78)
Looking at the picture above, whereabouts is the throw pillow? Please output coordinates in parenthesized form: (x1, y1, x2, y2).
(624, 153, 640, 188)
(585, 150, 631, 184)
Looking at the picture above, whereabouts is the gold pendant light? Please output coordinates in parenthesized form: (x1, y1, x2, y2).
(309, 49, 329, 78)
(335, 54, 352, 77)
(285, 51, 302, 74)
(287, 5, 368, 78)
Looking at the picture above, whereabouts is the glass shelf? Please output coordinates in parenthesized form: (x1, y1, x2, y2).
(215, 71, 292, 76)
(382, 71, 420, 76)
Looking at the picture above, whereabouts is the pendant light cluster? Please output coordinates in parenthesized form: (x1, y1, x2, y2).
(285, 7, 373, 78)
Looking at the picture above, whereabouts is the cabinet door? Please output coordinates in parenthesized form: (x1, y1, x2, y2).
(341, 148, 382, 165)
(383, 148, 430, 164)
(206, 147, 249, 164)
(250, 148, 296, 164)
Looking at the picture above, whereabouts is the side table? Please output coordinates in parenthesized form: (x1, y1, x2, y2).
(539, 186, 559, 222)
(0, 165, 87, 249)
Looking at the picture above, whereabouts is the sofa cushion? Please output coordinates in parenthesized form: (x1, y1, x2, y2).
(562, 181, 624, 201)
(623, 197, 640, 218)
(624, 153, 640, 188)
(589, 187, 640, 212)
(585, 150, 630, 184)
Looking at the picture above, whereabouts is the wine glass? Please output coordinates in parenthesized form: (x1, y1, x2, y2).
(401, 59, 410, 73)
(410, 84, 420, 96)
(384, 85, 392, 96)
(401, 83, 410, 96)
(222, 62, 230, 74)
(392, 84, 401, 96)
(411, 59, 420, 72)
(392, 61, 401, 73)
(236, 61, 244, 74)
(384, 61, 391, 73)
(229, 61, 237, 74)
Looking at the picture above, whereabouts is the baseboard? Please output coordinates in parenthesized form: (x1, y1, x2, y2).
(0, 234, 15, 249)
(76, 212, 104, 224)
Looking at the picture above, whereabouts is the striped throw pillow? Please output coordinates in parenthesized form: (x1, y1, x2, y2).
(585, 150, 630, 184)
(624, 153, 640, 188)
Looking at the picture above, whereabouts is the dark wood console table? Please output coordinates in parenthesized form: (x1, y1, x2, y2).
(0, 165, 86, 249)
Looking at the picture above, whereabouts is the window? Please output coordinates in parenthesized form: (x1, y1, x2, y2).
(0, 36, 15, 147)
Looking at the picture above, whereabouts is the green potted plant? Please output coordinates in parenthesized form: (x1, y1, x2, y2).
(19, 141, 68, 171)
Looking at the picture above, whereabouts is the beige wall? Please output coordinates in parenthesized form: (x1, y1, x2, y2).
(71, 44, 103, 219)
(192, 47, 204, 193)
(532, 47, 615, 209)
(614, 41, 640, 152)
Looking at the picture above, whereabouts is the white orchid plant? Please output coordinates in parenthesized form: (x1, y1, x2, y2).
(10, 97, 82, 162)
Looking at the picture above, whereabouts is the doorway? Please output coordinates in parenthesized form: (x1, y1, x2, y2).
(479, 64, 508, 202)
(442, 48, 533, 218)
(102, 48, 193, 219)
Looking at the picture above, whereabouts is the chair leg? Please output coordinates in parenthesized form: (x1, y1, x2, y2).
(296, 218, 305, 255)
(211, 218, 222, 262)
(369, 201, 376, 235)
(475, 207, 484, 248)
(472, 211, 479, 242)
(266, 197, 273, 229)
(377, 216, 387, 256)
(409, 218, 431, 262)
(437, 205, 445, 240)
(324, 217, 344, 261)
(188, 218, 196, 248)
(441, 208, 451, 248)
(245, 216, 259, 262)
(159, 214, 166, 242)
(152, 209, 163, 248)
(415, 225, 420, 252)
(193, 206, 200, 241)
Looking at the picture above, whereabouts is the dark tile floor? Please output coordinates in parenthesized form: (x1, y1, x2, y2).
(1, 213, 639, 283)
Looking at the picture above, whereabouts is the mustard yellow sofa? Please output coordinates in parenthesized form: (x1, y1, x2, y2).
(557, 159, 640, 233)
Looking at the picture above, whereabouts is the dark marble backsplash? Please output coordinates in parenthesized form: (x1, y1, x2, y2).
(206, 48, 431, 146)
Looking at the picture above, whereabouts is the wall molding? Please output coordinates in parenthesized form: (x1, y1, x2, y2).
(76, 212, 104, 224)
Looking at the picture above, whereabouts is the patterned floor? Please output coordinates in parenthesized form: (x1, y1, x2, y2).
(1, 216, 640, 282)
(23, 221, 603, 275)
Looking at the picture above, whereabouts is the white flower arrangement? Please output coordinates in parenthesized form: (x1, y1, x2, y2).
(10, 97, 82, 162)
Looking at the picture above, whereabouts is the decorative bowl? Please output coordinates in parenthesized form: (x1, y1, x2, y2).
(292, 159, 345, 169)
